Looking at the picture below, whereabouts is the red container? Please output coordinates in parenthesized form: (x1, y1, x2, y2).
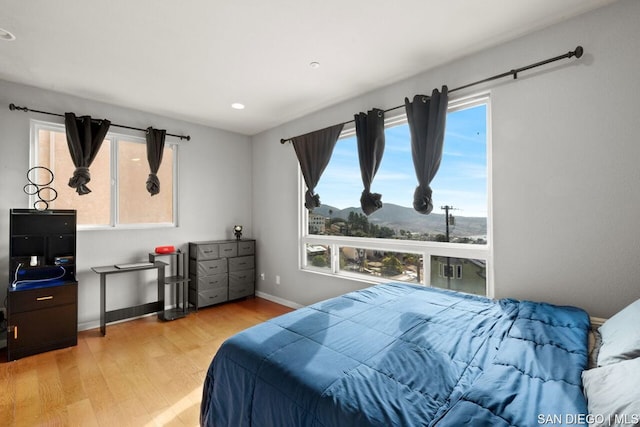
(154, 245, 175, 254)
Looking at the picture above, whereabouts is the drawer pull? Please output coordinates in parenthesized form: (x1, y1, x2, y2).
(14, 326, 18, 339)
(36, 296, 54, 301)
(224, 248, 232, 252)
(204, 250, 213, 254)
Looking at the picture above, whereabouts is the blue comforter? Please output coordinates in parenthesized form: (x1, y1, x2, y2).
(201, 283, 589, 426)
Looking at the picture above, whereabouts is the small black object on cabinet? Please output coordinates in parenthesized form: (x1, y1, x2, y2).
(7, 209, 78, 361)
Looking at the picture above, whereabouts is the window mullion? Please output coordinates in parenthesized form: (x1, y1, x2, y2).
(422, 250, 430, 286)
(111, 136, 118, 227)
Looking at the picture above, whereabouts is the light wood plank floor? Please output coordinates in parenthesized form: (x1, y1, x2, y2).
(0, 297, 292, 427)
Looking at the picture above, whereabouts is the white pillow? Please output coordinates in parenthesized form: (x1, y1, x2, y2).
(597, 298, 640, 366)
(582, 357, 640, 427)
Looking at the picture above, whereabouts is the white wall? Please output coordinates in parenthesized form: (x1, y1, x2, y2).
(0, 79, 252, 330)
(251, 0, 640, 319)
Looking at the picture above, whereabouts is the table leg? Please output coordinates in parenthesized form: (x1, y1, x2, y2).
(183, 278, 188, 313)
(157, 265, 165, 314)
(100, 273, 106, 336)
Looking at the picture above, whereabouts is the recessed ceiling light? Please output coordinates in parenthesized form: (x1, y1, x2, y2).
(0, 28, 16, 41)
(231, 103, 245, 110)
(309, 61, 320, 69)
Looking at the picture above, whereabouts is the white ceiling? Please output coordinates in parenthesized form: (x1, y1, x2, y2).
(0, 0, 616, 136)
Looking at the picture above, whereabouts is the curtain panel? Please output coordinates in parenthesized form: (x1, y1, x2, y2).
(64, 113, 111, 195)
(404, 86, 448, 214)
(291, 123, 344, 211)
(146, 127, 167, 196)
(355, 108, 385, 215)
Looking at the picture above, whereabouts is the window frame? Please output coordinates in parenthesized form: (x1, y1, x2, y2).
(298, 93, 493, 296)
(29, 119, 179, 230)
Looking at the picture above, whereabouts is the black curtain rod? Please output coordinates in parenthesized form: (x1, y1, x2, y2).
(8, 103, 191, 141)
(280, 45, 583, 144)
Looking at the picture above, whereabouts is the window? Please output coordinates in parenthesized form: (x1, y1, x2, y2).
(438, 259, 463, 280)
(30, 120, 177, 228)
(299, 94, 491, 296)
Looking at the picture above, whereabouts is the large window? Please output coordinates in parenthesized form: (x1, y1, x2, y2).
(30, 120, 177, 228)
(299, 94, 491, 296)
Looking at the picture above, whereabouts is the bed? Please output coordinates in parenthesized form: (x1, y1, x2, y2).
(200, 283, 604, 426)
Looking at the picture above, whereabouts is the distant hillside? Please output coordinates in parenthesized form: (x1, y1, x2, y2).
(314, 203, 486, 238)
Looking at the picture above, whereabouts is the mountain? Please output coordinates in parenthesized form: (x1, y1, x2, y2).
(313, 203, 486, 238)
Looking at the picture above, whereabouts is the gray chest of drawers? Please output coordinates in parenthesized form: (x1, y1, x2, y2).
(188, 239, 255, 309)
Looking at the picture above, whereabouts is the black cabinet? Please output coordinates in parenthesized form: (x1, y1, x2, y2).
(7, 209, 78, 360)
(7, 282, 78, 360)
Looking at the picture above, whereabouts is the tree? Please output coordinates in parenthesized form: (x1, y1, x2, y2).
(311, 255, 327, 268)
(382, 255, 403, 276)
(375, 226, 395, 239)
(347, 211, 370, 234)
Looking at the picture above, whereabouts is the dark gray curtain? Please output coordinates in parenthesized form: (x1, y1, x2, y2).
(355, 108, 385, 215)
(404, 86, 448, 214)
(64, 113, 111, 195)
(291, 123, 344, 211)
(146, 127, 166, 196)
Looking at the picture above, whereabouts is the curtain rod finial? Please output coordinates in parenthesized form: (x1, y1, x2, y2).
(573, 46, 584, 58)
(8, 103, 28, 112)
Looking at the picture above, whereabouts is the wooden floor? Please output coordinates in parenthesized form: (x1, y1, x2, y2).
(0, 297, 292, 427)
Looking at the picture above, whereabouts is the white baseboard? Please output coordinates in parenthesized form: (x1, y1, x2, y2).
(78, 320, 100, 332)
(255, 291, 304, 309)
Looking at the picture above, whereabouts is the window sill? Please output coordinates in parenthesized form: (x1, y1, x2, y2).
(78, 222, 176, 231)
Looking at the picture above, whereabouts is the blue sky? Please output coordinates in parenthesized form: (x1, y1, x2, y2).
(315, 104, 488, 217)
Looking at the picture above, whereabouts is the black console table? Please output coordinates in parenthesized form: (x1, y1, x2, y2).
(91, 261, 166, 336)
